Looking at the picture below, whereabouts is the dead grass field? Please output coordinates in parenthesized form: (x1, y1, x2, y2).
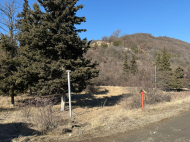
(0, 86, 190, 142)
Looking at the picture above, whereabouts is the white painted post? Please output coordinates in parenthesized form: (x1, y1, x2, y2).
(66, 70, 72, 118)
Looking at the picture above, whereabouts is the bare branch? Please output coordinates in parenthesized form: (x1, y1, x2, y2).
(0, 26, 9, 33)
(112, 29, 122, 38)
(0, 0, 21, 41)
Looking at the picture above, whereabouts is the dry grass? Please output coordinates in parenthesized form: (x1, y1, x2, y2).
(1, 86, 190, 142)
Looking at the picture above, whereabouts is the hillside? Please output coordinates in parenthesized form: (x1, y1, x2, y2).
(85, 33, 190, 88)
(120, 33, 190, 67)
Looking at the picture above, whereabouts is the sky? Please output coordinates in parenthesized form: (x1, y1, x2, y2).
(0, 0, 190, 43)
(75, 0, 190, 43)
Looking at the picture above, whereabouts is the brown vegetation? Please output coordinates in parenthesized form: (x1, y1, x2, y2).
(87, 33, 190, 88)
(1, 86, 190, 142)
(1, 33, 190, 141)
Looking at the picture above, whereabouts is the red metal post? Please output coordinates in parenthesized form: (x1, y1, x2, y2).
(142, 91, 144, 110)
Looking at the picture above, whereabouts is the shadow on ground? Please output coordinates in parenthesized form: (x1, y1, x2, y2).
(0, 107, 16, 112)
(17, 86, 136, 109)
(0, 122, 40, 142)
(71, 93, 131, 108)
(18, 91, 131, 108)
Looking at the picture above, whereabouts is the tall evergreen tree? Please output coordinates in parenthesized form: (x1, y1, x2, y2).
(17, 1, 42, 93)
(160, 47, 171, 72)
(156, 47, 172, 90)
(123, 54, 130, 74)
(155, 52, 161, 68)
(0, 35, 24, 106)
(130, 55, 138, 74)
(156, 47, 171, 72)
(170, 67, 184, 90)
(17, 0, 99, 111)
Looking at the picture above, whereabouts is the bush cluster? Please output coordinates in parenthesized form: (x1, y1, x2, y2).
(113, 40, 122, 47)
(120, 88, 171, 109)
(20, 96, 60, 134)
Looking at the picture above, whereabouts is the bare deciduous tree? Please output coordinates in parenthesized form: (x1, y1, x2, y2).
(112, 29, 122, 38)
(0, 0, 20, 41)
(102, 36, 109, 42)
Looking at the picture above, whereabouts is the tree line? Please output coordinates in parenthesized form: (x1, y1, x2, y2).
(122, 46, 184, 90)
(0, 0, 99, 110)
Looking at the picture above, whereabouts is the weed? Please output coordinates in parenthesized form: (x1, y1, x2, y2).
(34, 104, 57, 134)
(19, 96, 59, 134)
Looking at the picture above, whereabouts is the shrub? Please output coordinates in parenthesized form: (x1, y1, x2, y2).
(92, 42, 98, 49)
(108, 35, 117, 42)
(102, 36, 109, 42)
(85, 85, 99, 94)
(34, 104, 57, 134)
(101, 43, 108, 49)
(20, 96, 59, 134)
(20, 96, 59, 107)
(119, 88, 171, 109)
(131, 45, 138, 53)
(113, 40, 122, 47)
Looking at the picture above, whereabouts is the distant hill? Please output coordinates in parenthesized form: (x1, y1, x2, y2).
(85, 33, 190, 88)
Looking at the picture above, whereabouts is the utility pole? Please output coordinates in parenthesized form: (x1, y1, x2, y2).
(66, 70, 72, 118)
(155, 65, 156, 89)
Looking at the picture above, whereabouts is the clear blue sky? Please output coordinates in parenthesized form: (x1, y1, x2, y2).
(1, 0, 190, 43)
(75, 0, 190, 43)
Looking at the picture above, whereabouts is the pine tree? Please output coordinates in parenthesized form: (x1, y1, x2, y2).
(17, 0, 99, 111)
(0, 0, 30, 106)
(17, 1, 42, 93)
(17, 0, 32, 33)
(156, 47, 171, 72)
(123, 54, 130, 74)
(160, 47, 171, 72)
(156, 47, 172, 90)
(0, 35, 24, 106)
(170, 67, 184, 90)
(130, 55, 138, 74)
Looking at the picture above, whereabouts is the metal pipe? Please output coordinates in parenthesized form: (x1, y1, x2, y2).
(66, 70, 72, 118)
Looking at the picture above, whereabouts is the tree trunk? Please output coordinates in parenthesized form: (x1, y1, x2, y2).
(60, 93, 66, 111)
(30, 89, 32, 95)
(11, 94, 14, 107)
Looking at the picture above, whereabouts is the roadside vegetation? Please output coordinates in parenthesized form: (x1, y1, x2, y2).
(1, 86, 190, 142)
(0, 0, 190, 142)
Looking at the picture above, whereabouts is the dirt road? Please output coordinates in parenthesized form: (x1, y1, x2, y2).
(84, 111, 190, 142)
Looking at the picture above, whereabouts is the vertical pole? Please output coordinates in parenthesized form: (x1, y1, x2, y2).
(155, 65, 156, 89)
(66, 70, 72, 118)
(142, 91, 144, 110)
